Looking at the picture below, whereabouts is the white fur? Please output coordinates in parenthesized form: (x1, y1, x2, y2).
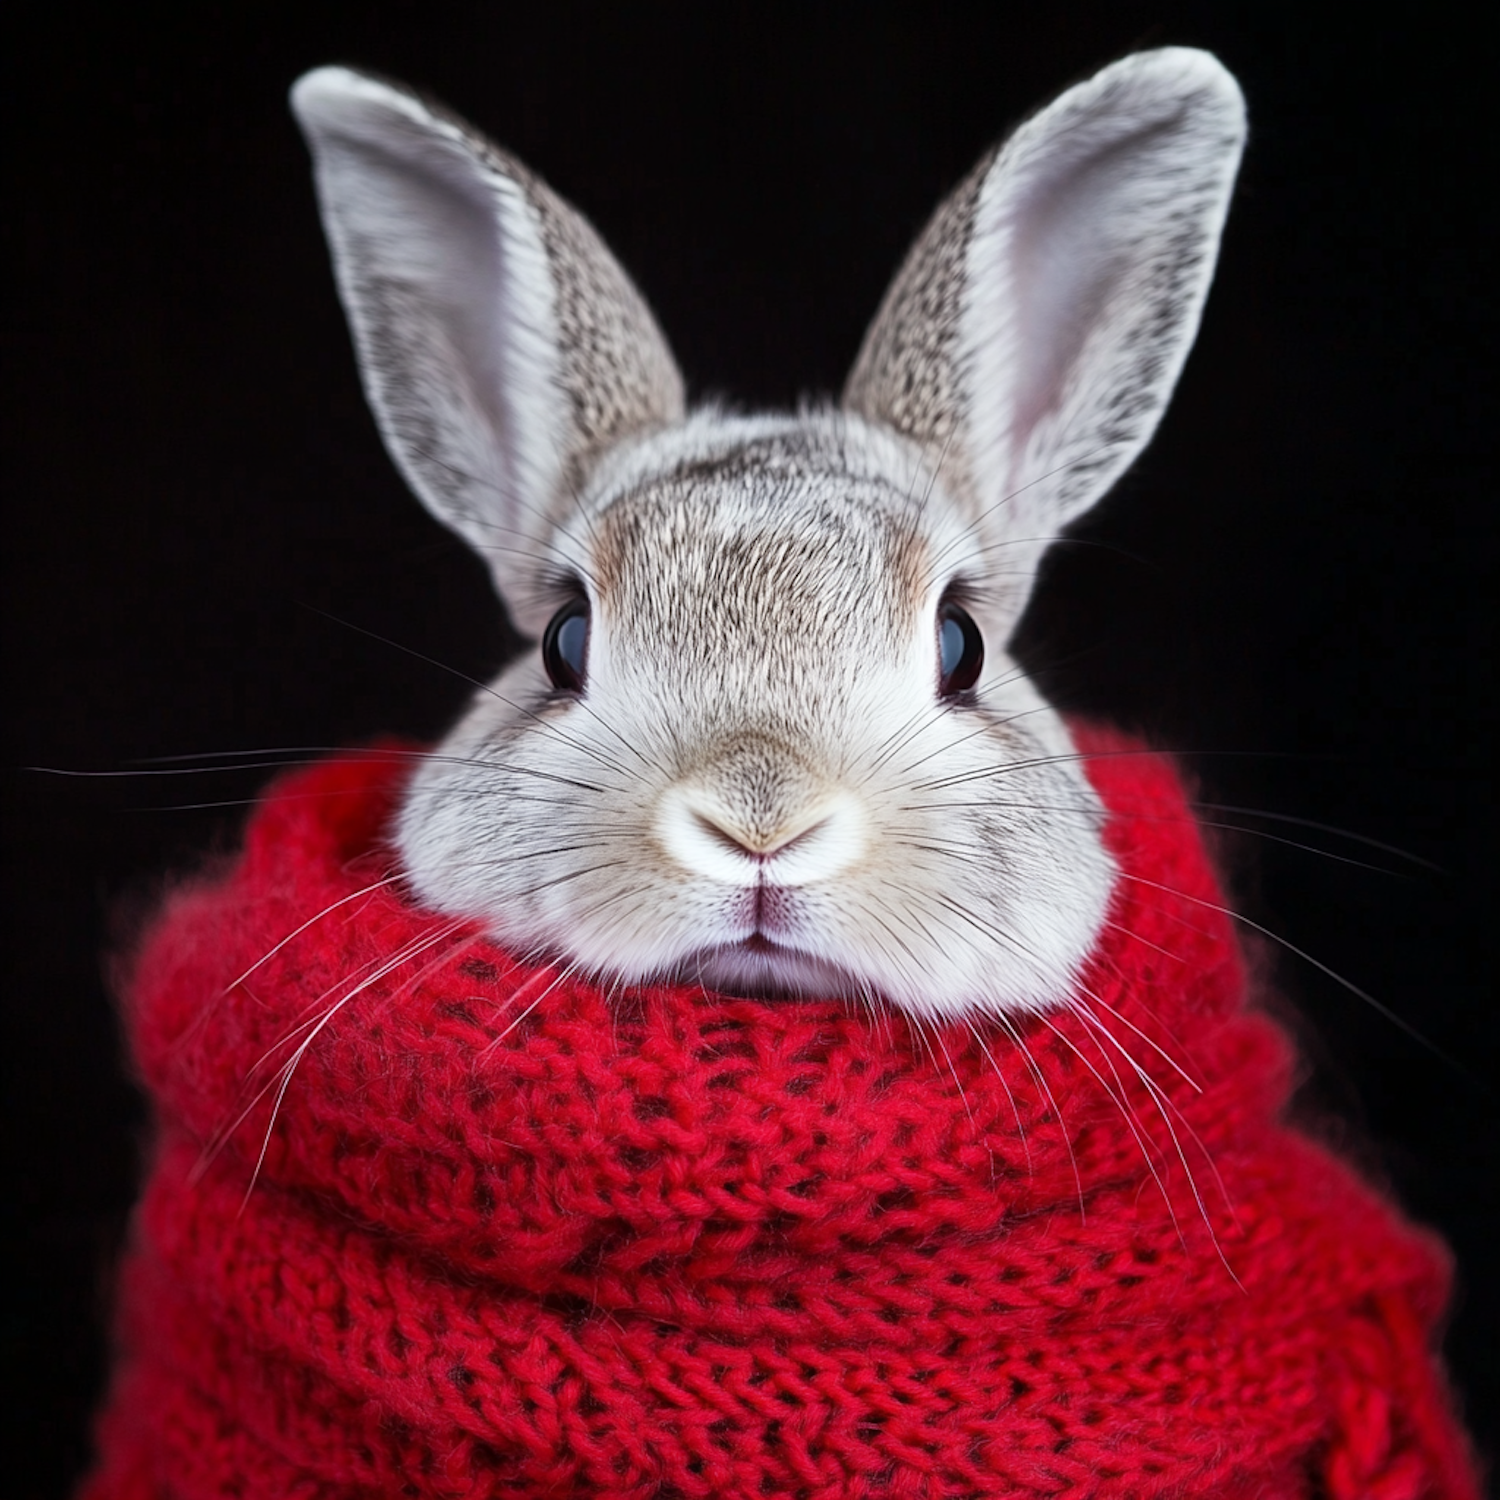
(291, 52, 1246, 1022)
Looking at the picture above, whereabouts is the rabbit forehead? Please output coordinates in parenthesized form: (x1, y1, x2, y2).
(595, 470, 925, 640)
(576, 409, 971, 648)
(581, 406, 946, 504)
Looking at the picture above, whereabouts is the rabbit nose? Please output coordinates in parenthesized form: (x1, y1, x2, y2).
(691, 808, 829, 861)
(656, 785, 867, 886)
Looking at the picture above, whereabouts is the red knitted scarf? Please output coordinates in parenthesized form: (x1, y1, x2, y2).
(82, 731, 1479, 1498)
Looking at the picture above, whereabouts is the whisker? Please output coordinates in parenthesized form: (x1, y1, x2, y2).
(237, 919, 471, 1207)
(300, 603, 639, 781)
(506, 860, 635, 899)
(28, 746, 618, 795)
(963, 1019, 1032, 1172)
(931, 1022, 976, 1130)
(223, 874, 405, 995)
(890, 712, 1017, 781)
(860, 701, 955, 780)
(898, 796, 1420, 877)
(1075, 988, 1200, 1092)
(1034, 1010, 1181, 1242)
(993, 1010, 1085, 1220)
(1191, 801, 1442, 872)
(478, 957, 589, 1055)
(1065, 1000, 1241, 1284)
(1118, 872, 1463, 1071)
(907, 745, 1345, 796)
(1098, 917, 1191, 966)
(404, 444, 604, 593)
(192, 918, 468, 1190)
(921, 443, 1119, 586)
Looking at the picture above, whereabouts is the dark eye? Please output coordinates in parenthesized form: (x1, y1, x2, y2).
(937, 600, 984, 697)
(542, 597, 590, 692)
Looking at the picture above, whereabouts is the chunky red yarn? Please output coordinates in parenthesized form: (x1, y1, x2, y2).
(82, 731, 1479, 1499)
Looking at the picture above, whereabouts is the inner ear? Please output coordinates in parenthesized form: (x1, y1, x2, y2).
(1002, 131, 1169, 443)
(333, 132, 530, 494)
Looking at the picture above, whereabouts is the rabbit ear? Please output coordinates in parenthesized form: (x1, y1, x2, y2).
(845, 48, 1245, 619)
(290, 67, 685, 626)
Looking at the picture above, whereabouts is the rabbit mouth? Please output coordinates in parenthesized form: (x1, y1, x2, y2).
(672, 936, 867, 1003)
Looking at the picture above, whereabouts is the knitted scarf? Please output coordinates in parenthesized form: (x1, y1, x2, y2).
(81, 731, 1479, 1499)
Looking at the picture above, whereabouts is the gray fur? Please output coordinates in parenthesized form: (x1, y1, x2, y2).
(845, 154, 992, 484)
(292, 50, 1246, 1021)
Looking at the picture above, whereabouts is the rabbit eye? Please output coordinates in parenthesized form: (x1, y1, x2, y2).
(542, 597, 590, 692)
(937, 600, 984, 697)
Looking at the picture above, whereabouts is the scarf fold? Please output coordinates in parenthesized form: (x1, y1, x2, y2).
(81, 730, 1479, 1498)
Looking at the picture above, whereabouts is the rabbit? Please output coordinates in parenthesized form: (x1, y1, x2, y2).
(289, 46, 1246, 1026)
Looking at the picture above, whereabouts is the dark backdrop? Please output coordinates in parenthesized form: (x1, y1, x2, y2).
(5, 5, 1494, 1494)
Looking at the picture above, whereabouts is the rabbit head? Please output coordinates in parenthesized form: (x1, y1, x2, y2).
(291, 49, 1245, 1022)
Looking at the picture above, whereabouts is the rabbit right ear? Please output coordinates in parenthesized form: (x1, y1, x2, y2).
(845, 48, 1245, 625)
(290, 68, 685, 629)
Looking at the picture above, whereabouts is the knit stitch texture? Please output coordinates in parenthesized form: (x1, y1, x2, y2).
(81, 731, 1480, 1498)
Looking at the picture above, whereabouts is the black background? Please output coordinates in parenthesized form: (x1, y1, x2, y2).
(5, 4, 1495, 1494)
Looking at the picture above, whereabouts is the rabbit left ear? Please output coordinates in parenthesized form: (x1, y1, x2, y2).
(845, 48, 1246, 621)
(291, 68, 685, 632)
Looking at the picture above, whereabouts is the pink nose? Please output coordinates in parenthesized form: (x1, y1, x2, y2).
(690, 811, 828, 862)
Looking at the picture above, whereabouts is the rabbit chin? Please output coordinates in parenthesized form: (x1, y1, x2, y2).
(668, 937, 872, 1003)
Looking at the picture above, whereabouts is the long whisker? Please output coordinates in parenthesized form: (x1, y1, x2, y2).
(930, 1024, 976, 1135)
(1065, 1000, 1242, 1284)
(931, 891, 1165, 1230)
(859, 701, 955, 780)
(963, 1019, 1032, 1172)
(222, 875, 405, 995)
(1034, 1010, 1181, 1241)
(992, 1010, 1085, 1220)
(1073, 1000, 1238, 1235)
(906, 744, 1345, 796)
(299, 603, 639, 781)
(1191, 801, 1443, 871)
(478, 957, 590, 1055)
(191, 918, 468, 1190)
(889, 698, 1035, 782)
(1118, 872, 1463, 1071)
(1074, 990, 1201, 1094)
(28, 745, 618, 795)
(404, 443, 604, 592)
(238, 919, 471, 1208)
(899, 796, 1422, 877)
(921, 442, 1120, 585)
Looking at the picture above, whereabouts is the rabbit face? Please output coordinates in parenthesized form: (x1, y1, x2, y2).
(397, 411, 1112, 1018)
(293, 48, 1245, 1021)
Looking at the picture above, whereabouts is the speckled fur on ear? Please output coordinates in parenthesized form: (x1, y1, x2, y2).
(291, 67, 684, 633)
(846, 49, 1245, 624)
